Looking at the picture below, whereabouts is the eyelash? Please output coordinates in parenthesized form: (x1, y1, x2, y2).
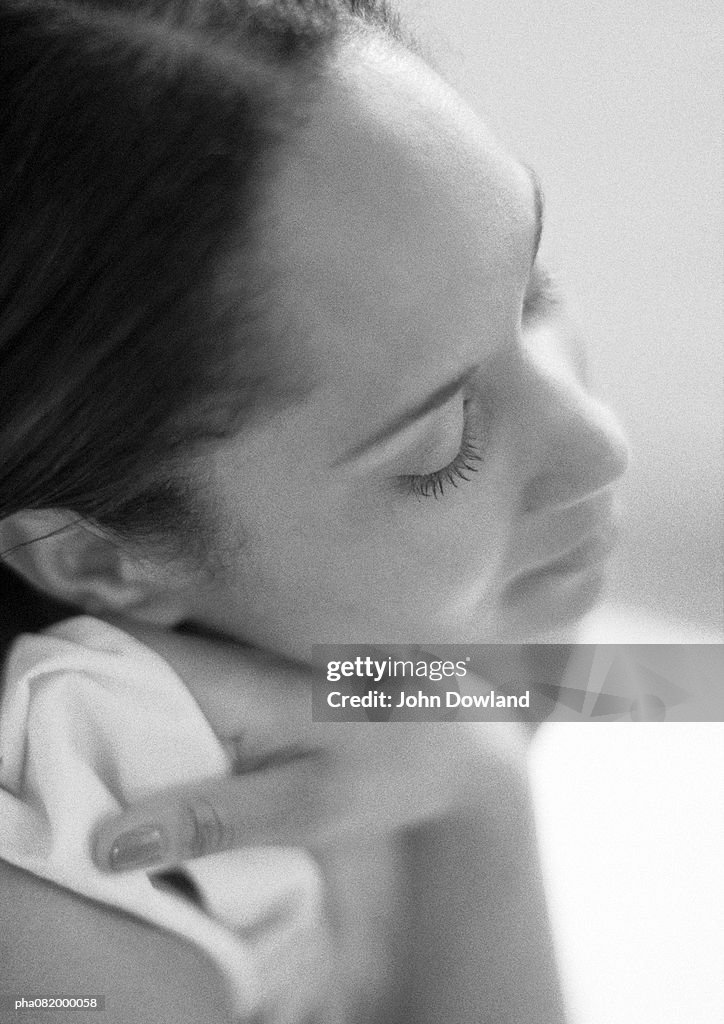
(522, 264, 561, 322)
(403, 402, 483, 500)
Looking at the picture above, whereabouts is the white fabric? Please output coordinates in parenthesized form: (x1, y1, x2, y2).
(0, 616, 333, 1023)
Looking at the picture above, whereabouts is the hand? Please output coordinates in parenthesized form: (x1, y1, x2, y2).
(90, 625, 566, 1024)
(92, 625, 528, 872)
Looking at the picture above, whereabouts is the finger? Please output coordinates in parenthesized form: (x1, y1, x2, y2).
(92, 753, 340, 873)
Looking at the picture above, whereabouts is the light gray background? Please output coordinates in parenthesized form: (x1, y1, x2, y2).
(396, 0, 723, 634)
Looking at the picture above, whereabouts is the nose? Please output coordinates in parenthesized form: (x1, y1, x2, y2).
(510, 351, 630, 516)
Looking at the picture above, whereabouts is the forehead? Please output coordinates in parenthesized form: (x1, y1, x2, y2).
(261, 38, 534, 427)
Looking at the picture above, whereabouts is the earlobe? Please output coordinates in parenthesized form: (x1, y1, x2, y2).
(0, 510, 192, 625)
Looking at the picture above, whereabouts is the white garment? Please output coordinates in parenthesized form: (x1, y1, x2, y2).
(0, 616, 334, 1023)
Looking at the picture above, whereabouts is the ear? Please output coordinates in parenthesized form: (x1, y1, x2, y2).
(0, 510, 196, 626)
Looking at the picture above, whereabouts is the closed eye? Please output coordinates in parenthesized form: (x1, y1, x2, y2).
(401, 400, 483, 499)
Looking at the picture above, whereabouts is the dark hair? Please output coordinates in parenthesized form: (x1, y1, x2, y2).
(0, 0, 401, 643)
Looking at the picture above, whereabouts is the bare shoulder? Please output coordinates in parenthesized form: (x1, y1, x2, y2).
(0, 859, 237, 1024)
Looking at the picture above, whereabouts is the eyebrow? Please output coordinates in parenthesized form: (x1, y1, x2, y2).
(335, 165, 544, 468)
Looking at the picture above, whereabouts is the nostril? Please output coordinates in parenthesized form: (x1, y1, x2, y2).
(519, 401, 630, 516)
(519, 460, 579, 516)
(519, 446, 627, 516)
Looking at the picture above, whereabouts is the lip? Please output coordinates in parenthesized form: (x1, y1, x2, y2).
(509, 520, 619, 585)
(536, 524, 618, 575)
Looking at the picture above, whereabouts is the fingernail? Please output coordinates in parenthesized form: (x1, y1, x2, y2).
(107, 824, 168, 871)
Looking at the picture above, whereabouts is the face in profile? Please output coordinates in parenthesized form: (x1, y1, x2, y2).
(184, 36, 629, 660)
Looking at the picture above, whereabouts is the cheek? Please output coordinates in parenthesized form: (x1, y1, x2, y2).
(204, 444, 514, 645)
(335, 474, 512, 615)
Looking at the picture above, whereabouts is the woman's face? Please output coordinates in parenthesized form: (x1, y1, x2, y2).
(185, 38, 629, 661)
